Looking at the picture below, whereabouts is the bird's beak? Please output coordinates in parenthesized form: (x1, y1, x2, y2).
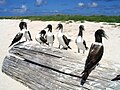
(44, 27, 47, 29)
(104, 33, 109, 40)
(56, 26, 59, 30)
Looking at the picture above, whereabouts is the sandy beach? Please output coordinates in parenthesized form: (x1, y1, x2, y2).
(0, 19, 120, 90)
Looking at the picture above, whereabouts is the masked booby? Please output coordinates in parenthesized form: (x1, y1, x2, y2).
(56, 24, 71, 50)
(9, 22, 32, 47)
(45, 24, 55, 47)
(81, 29, 108, 85)
(35, 30, 48, 45)
(75, 25, 88, 53)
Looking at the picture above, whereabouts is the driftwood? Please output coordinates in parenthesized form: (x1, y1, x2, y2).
(2, 42, 120, 90)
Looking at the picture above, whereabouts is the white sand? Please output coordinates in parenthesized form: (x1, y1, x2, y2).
(0, 19, 120, 90)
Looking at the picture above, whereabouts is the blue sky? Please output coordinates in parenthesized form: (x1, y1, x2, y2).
(0, 0, 120, 16)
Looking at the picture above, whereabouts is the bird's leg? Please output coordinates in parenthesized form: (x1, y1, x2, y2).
(51, 43, 53, 47)
(25, 38, 27, 41)
(64, 48, 67, 50)
(83, 50, 85, 54)
(78, 48, 80, 53)
(48, 43, 49, 46)
(58, 45, 60, 49)
(62, 47, 67, 50)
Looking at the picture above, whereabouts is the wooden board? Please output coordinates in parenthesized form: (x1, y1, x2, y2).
(2, 42, 120, 90)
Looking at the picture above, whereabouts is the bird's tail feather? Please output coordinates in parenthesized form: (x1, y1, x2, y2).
(9, 43, 13, 47)
(9, 41, 14, 47)
(68, 39, 71, 42)
(85, 46, 88, 50)
(67, 39, 72, 49)
(30, 38, 33, 41)
(45, 42, 49, 45)
(111, 76, 120, 81)
(81, 71, 89, 85)
(111, 78, 117, 81)
(81, 69, 92, 86)
(68, 46, 72, 49)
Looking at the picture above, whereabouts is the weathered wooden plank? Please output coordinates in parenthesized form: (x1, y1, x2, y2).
(2, 56, 92, 90)
(2, 42, 120, 90)
(9, 43, 118, 82)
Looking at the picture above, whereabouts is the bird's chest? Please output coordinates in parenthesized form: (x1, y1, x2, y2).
(77, 36, 83, 43)
(57, 32, 63, 39)
(76, 37, 85, 49)
(47, 32, 53, 38)
(47, 32, 53, 41)
(24, 31, 28, 36)
(57, 33, 67, 47)
(57, 32, 63, 41)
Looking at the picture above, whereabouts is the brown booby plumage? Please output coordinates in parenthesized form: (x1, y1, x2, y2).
(111, 75, 120, 81)
(81, 29, 108, 85)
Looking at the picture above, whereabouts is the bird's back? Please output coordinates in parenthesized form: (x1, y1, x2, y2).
(85, 42, 104, 70)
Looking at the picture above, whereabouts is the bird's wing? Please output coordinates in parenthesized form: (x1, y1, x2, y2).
(53, 35, 55, 41)
(28, 31, 32, 41)
(9, 32, 23, 47)
(84, 43, 104, 70)
(75, 38, 77, 43)
(81, 43, 104, 85)
(111, 75, 120, 81)
(83, 40, 88, 50)
(40, 36, 47, 43)
(62, 35, 69, 46)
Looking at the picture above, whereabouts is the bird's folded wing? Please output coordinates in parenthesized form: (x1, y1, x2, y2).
(84, 43, 104, 70)
(62, 35, 69, 46)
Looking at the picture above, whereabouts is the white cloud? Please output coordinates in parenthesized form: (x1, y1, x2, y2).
(90, 2, 98, 7)
(78, 2, 98, 8)
(78, 2, 85, 7)
(12, 5, 28, 13)
(21, 5, 27, 12)
(0, 0, 6, 4)
(50, 10, 59, 13)
(36, 0, 42, 6)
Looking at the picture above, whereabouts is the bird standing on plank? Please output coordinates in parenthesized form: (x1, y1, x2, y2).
(56, 24, 71, 50)
(44, 24, 55, 47)
(75, 25, 88, 54)
(81, 29, 108, 85)
(9, 21, 32, 47)
(35, 30, 48, 45)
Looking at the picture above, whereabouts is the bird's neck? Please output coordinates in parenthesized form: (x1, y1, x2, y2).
(48, 29, 52, 32)
(95, 35, 102, 43)
(78, 30, 83, 37)
(59, 28, 63, 33)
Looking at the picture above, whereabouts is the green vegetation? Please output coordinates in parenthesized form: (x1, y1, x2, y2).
(0, 15, 120, 23)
